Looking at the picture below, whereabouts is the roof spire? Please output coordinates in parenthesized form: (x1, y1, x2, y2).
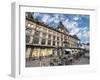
(57, 21, 69, 33)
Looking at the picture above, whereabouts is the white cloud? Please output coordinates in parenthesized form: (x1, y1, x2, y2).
(53, 14, 59, 19)
(77, 32, 81, 38)
(82, 31, 89, 39)
(63, 19, 89, 43)
(33, 13, 89, 43)
(77, 29, 89, 43)
(48, 14, 61, 24)
(48, 17, 55, 23)
(70, 27, 80, 35)
(33, 12, 40, 18)
(42, 15, 50, 23)
(63, 20, 79, 35)
(62, 19, 70, 28)
(60, 14, 65, 20)
(54, 19, 60, 24)
(73, 16, 80, 21)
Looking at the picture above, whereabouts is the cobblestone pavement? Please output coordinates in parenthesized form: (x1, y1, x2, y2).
(26, 57, 51, 67)
(26, 54, 89, 67)
(72, 57, 89, 65)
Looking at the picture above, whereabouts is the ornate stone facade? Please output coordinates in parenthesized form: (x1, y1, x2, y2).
(25, 13, 80, 60)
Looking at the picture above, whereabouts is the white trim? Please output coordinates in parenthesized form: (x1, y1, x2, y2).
(11, 2, 96, 78)
(11, 2, 20, 78)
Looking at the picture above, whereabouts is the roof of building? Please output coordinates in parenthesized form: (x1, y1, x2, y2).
(72, 35, 80, 40)
(26, 17, 80, 40)
(57, 21, 69, 33)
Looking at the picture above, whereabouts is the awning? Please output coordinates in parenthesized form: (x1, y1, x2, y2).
(64, 49, 72, 52)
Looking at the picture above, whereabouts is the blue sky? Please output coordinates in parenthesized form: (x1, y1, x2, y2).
(32, 12, 90, 44)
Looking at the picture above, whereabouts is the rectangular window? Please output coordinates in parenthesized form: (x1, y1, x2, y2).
(57, 42, 59, 46)
(57, 37, 59, 40)
(48, 34, 51, 39)
(61, 42, 63, 46)
(33, 37, 39, 44)
(34, 31, 40, 37)
(42, 33, 47, 38)
(53, 41, 55, 46)
(26, 35, 30, 43)
(61, 38, 63, 41)
(48, 40, 51, 45)
(53, 36, 56, 40)
(64, 38, 67, 41)
(26, 28, 32, 34)
(48, 30, 52, 34)
(41, 39, 46, 45)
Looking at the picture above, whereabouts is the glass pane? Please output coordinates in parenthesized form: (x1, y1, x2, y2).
(41, 39, 46, 45)
(48, 40, 51, 45)
(33, 37, 39, 44)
